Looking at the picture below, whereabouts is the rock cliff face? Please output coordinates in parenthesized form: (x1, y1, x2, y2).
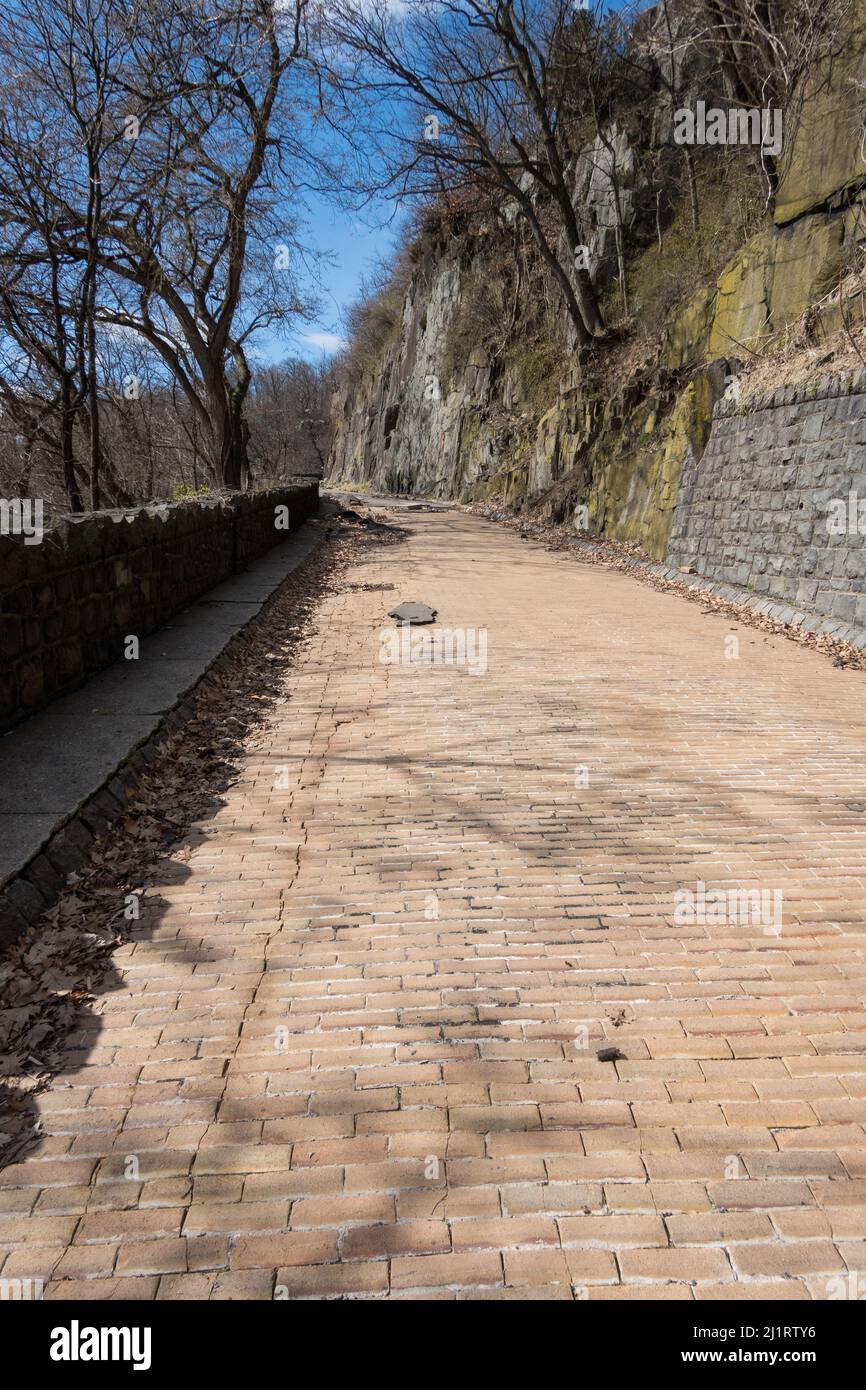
(328, 5, 866, 566)
(330, 251, 485, 499)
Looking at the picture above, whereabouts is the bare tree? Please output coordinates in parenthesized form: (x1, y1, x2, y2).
(554, 1, 651, 317)
(324, 0, 613, 349)
(681, 0, 853, 207)
(0, 0, 320, 498)
(248, 356, 333, 479)
(635, 0, 701, 232)
(0, 90, 90, 509)
(89, 0, 315, 488)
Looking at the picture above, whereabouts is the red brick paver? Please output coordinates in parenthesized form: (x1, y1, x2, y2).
(3, 508, 866, 1300)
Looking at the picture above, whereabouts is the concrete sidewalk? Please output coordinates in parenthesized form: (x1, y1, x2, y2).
(0, 522, 323, 945)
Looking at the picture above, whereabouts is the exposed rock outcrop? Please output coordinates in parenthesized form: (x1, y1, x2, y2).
(328, 3, 866, 563)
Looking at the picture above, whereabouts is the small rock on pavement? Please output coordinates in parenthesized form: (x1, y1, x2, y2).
(388, 602, 437, 624)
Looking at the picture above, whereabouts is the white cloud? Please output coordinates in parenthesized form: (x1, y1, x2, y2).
(300, 331, 346, 353)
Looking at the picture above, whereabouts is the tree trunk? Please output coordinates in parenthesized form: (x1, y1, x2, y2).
(519, 198, 594, 348)
(214, 393, 250, 491)
(600, 134, 630, 317)
(84, 133, 103, 510)
(683, 146, 700, 233)
(86, 304, 101, 510)
(60, 377, 84, 513)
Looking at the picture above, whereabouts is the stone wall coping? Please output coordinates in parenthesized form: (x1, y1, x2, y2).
(714, 367, 866, 420)
(1, 483, 316, 548)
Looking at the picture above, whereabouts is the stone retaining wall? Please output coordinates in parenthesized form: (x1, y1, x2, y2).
(667, 373, 866, 625)
(0, 483, 318, 732)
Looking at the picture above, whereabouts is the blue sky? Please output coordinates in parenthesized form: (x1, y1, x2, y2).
(259, 0, 640, 367)
(258, 191, 405, 366)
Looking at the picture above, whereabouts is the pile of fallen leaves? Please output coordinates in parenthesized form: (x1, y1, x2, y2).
(0, 511, 406, 1167)
(466, 501, 866, 672)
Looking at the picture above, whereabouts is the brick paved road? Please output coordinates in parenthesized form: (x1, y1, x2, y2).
(4, 509, 866, 1299)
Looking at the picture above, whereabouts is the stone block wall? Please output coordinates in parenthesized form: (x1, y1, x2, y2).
(667, 373, 866, 624)
(0, 482, 318, 732)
